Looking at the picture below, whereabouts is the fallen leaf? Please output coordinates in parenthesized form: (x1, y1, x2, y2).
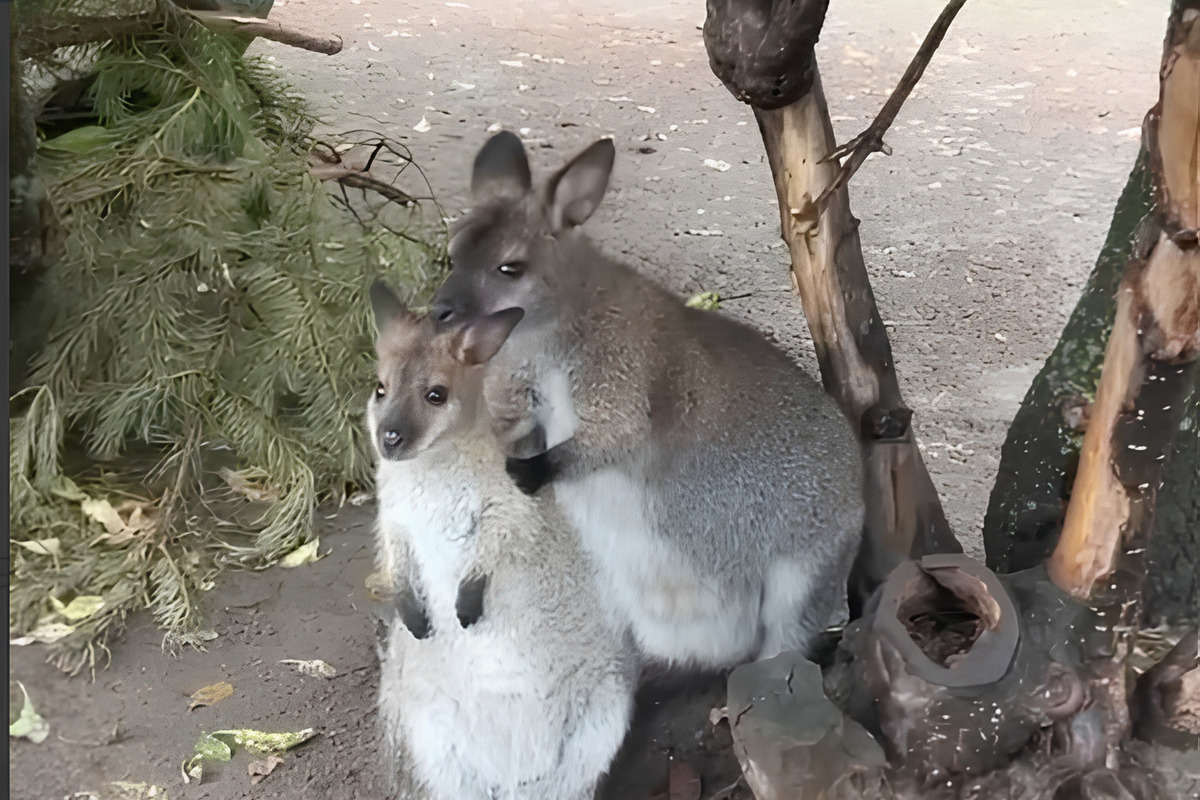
(109, 781, 169, 799)
(685, 291, 722, 311)
(279, 538, 323, 568)
(218, 467, 280, 503)
(14, 539, 61, 557)
(81, 498, 127, 535)
(55, 595, 106, 622)
(248, 754, 285, 784)
(10, 682, 50, 743)
(183, 731, 234, 782)
(11, 621, 76, 645)
(188, 681, 234, 711)
(413, 115, 432, 133)
(215, 727, 318, 754)
(49, 476, 89, 502)
(279, 659, 338, 678)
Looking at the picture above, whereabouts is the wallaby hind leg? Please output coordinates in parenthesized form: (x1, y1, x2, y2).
(756, 555, 848, 661)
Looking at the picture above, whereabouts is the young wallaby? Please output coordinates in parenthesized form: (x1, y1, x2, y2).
(431, 132, 865, 669)
(367, 282, 637, 800)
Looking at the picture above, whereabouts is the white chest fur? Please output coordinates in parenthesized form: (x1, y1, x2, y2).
(375, 454, 481, 627)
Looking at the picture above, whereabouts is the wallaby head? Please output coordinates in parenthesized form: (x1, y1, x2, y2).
(368, 281, 523, 461)
(432, 131, 615, 324)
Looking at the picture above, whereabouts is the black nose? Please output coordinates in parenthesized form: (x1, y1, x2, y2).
(382, 430, 402, 448)
(432, 304, 455, 323)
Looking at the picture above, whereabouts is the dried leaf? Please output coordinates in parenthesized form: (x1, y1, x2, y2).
(279, 538, 323, 568)
(219, 467, 280, 503)
(9, 682, 50, 743)
(81, 498, 127, 535)
(11, 621, 77, 645)
(14, 539, 61, 557)
(109, 781, 169, 799)
(279, 659, 337, 678)
(248, 754, 285, 784)
(188, 681, 234, 710)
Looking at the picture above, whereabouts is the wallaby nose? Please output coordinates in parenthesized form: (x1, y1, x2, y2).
(432, 304, 455, 323)
(382, 430, 403, 449)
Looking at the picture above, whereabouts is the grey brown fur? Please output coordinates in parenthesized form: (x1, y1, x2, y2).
(433, 132, 865, 668)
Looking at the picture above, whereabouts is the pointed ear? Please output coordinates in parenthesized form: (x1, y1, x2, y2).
(370, 280, 408, 330)
(546, 138, 615, 231)
(452, 308, 525, 366)
(471, 131, 532, 201)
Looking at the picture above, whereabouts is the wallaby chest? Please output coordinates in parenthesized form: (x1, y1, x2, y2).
(376, 454, 485, 627)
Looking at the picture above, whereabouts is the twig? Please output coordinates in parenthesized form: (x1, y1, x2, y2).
(816, 0, 967, 207)
(182, 9, 343, 55)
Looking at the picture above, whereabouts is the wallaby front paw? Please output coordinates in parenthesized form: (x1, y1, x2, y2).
(455, 574, 489, 628)
(396, 587, 432, 640)
(506, 454, 553, 494)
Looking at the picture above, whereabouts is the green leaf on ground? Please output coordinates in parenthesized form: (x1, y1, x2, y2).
(9, 682, 50, 743)
(183, 727, 317, 783)
(685, 291, 721, 310)
(41, 125, 111, 154)
(279, 539, 322, 568)
(55, 595, 106, 622)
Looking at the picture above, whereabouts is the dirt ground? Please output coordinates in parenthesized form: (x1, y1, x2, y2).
(9, 1, 1178, 798)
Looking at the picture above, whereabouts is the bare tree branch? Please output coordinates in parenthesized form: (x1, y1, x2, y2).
(816, 0, 967, 208)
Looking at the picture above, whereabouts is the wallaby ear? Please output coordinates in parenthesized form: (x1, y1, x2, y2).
(452, 307, 525, 366)
(370, 280, 408, 331)
(471, 131, 532, 201)
(546, 138, 615, 231)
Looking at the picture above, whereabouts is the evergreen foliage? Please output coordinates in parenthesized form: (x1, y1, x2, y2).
(8, 4, 442, 672)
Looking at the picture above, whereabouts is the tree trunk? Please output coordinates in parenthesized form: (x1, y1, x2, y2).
(982, 150, 1200, 625)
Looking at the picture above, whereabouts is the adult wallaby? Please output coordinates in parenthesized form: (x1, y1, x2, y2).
(368, 282, 636, 800)
(431, 132, 865, 669)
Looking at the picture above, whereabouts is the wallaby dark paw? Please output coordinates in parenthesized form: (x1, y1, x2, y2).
(506, 453, 553, 494)
(455, 573, 489, 628)
(396, 587, 432, 640)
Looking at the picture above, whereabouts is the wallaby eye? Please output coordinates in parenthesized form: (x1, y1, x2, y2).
(375, 382, 386, 398)
(425, 386, 447, 405)
(497, 262, 525, 278)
